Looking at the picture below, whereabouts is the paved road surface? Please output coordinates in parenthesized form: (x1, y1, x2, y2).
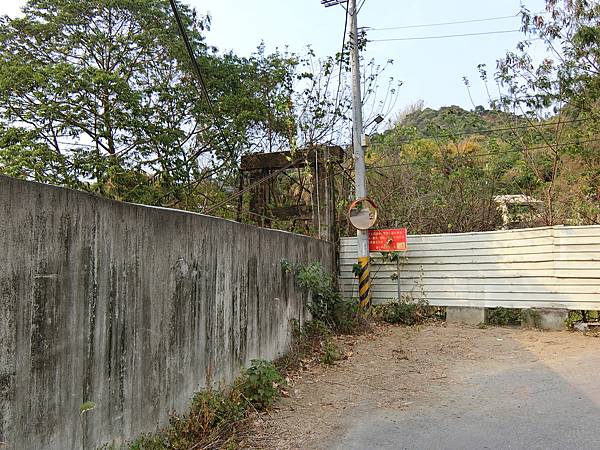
(330, 330, 600, 450)
(247, 325, 600, 450)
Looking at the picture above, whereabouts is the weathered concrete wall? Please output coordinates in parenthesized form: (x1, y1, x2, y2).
(0, 175, 334, 450)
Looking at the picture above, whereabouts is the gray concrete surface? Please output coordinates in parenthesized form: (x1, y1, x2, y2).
(329, 335, 600, 450)
(522, 308, 569, 331)
(446, 306, 487, 325)
(536, 308, 569, 331)
(0, 175, 334, 450)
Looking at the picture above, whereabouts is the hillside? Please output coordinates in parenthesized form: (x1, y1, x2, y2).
(362, 105, 599, 235)
(399, 105, 525, 139)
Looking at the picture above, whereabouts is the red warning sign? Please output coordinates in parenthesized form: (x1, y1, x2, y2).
(368, 228, 408, 252)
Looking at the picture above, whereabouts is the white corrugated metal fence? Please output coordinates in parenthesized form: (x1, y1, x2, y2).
(339, 225, 600, 310)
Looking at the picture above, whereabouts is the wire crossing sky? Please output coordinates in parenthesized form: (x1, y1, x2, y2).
(0, 0, 549, 114)
(368, 13, 521, 31)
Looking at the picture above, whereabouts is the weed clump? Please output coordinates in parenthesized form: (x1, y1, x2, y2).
(126, 359, 284, 449)
(487, 307, 522, 326)
(374, 296, 438, 325)
(237, 359, 284, 409)
(275, 319, 342, 373)
(321, 340, 342, 365)
(125, 260, 372, 449)
(564, 310, 600, 330)
(282, 260, 369, 334)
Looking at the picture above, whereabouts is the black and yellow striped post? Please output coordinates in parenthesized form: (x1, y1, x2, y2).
(348, 197, 378, 312)
(357, 256, 371, 310)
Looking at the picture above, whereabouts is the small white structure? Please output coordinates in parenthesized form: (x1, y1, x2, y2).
(493, 194, 542, 229)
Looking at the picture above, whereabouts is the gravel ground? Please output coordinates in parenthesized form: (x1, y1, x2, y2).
(242, 323, 600, 450)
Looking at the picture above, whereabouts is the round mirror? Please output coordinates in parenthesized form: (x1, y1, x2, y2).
(348, 197, 378, 230)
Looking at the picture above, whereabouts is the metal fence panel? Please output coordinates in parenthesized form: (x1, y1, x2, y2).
(339, 226, 600, 310)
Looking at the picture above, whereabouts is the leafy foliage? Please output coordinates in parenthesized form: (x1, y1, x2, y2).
(0, 0, 298, 213)
(275, 319, 341, 373)
(321, 340, 342, 365)
(488, 0, 600, 226)
(495, 1, 600, 115)
(125, 359, 284, 449)
(283, 260, 366, 333)
(374, 296, 436, 326)
(564, 309, 600, 329)
(365, 105, 516, 234)
(125, 388, 245, 450)
(367, 1, 600, 234)
(293, 262, 344, 322)
(487, 307, 522, 326)
(364, 96, 600, 233)
(0, 0, 402, 230)
(237, 359, 284, 409)
(293, 45, 400, 148)
(79, 400, 96, 414)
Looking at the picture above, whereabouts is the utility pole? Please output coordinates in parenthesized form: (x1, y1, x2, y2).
(323, 0, 372, 309)
(347, 0, 372, 310)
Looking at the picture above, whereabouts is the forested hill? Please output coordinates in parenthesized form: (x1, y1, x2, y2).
(365, 104, 599, 235)
(398, 105, 525, 139)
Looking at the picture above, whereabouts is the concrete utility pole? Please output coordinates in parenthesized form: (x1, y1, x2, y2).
(347, 0, 372, 309)
(322, 0, 371, 309)
(348, 0, 367, 241)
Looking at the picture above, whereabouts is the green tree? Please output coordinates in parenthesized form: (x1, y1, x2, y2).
(0, 0, 298, 211)
(496, 0, 600, 115)
(492, 0, 600, 225)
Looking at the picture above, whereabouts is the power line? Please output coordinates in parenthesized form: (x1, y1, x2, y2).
(283, 136, 600, 187)
(366, 138, 600, 171)
(388, 117, 596, 144)
(369, 29, 521, 43)
(332, 1, 349, 116)
(212, 3, 356, 218)
(206, 117, 598, 209)
(168, 0, 235, 157)
(203, 157, 300, 215)
(369, 14, 519, 31)
(200, 137, 600, 218)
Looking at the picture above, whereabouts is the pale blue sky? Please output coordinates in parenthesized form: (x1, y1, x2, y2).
(1, 0, 549, 112)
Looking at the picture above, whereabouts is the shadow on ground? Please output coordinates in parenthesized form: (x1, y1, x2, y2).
(246, 324, 600, 450)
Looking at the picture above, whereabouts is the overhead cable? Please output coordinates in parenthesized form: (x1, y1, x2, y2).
(386, 117, 596, 143)
(369, 14, 519, 31)
(366, 138, 600, 171)
(369, 29, 521, 43)
(333, 0, 350, 114)
(168, 0, 236, 157)
(207, 117, 599, 207)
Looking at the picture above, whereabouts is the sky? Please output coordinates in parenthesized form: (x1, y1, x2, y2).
(0, 0, 549, 116)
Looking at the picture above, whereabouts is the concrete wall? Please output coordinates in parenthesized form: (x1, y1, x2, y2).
(0, 175, 334, 450)
(340, 226, 600, 310)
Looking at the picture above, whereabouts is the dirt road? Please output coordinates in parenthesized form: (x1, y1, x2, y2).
(245, 323, 600, 449)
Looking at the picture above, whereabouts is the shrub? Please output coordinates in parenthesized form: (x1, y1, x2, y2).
(375, 296, 434, 325)
(283, 260, 368, 334)
(301, 319, 332, 340)
(237, 359, 284, 409)
(125, 361, 284, 449)
(321, 340, 342, 365)
(126, 388, 245, 450)
(379, 302, 419, 325)
(275, 319, 334, 373)
(293, 262, 344, 323)
(487, 307, 522, 326)
(564, 310, 600, 329)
